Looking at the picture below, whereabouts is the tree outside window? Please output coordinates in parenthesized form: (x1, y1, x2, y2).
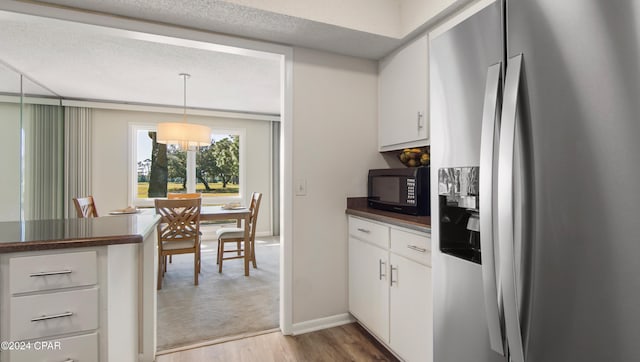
(135, 129, 241, 201)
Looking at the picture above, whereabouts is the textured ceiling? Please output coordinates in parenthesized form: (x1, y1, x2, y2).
(0, 0, 418, 114)
(0, 11, 281, 114)
(29, 0, 404, 59)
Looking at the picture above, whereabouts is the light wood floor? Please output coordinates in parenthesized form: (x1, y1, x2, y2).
(156, 323, 399, 362)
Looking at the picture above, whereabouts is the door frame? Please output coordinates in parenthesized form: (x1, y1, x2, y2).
(1, 0, 295, 334)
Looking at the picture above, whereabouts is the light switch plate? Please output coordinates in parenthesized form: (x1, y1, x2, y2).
(295, 178, 307, 196)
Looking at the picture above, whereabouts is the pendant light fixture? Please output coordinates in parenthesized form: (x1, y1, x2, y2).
(156, 73, 211, 149)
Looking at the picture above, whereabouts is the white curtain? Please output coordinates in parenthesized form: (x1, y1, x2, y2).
(64, 107, 93, 218)
(23, 104, 64, 220)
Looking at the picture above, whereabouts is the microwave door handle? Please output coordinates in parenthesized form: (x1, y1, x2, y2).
(479, 62, 506, 356)
(498, 54, 526, 362)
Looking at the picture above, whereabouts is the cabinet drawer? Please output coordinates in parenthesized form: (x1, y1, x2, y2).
(390, 228, 431, 266)
(10, 288, 98, 341)
(9, 332, 98, 362)
(348, 216, 389, 249)
(9, 251, 97, 294)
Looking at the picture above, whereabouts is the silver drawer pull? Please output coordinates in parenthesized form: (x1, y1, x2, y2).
(31, 311, 74, 322)
(62, 359, 75, 362)
(407, 245, 427, 253)
(390, 265, 398, 286)
(29, 270, 72, 277)
(356, 228, 371, 233)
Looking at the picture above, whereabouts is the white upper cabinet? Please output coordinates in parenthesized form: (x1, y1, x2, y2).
(378, 33, 429, 151)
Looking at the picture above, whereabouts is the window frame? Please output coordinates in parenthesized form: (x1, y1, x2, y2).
(129, 123, 246, 207)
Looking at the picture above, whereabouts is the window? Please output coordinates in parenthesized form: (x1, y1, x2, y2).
(131, 125, 244, 206)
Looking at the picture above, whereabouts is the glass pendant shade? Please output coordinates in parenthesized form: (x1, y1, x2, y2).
(156, 122, 211, 149)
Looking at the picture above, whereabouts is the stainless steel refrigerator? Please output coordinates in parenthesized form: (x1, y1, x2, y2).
(430, 1, 640, 361)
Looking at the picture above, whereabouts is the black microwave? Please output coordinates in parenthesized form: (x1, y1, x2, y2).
(368, 167, 430, 216)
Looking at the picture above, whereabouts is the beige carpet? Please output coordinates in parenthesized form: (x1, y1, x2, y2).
(157, 225, 280, 351)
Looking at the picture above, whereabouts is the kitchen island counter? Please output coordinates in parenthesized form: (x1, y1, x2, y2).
(0, 214, 160, 361)
(0, 214, 160, 253)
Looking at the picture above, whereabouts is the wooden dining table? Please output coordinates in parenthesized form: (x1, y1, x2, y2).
(140, 205, 253, 276)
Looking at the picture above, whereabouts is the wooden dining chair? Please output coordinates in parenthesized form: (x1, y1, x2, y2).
(168, 193, 202, 199)
(155, 198, 202, 289)
(167, 193, 202, 264)
(73, 196, 98, 218)
(216, 192, 262, 273)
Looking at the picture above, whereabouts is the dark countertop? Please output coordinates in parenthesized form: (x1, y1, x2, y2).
(0, 214, 161, 253)
(346, 197, 431, 233)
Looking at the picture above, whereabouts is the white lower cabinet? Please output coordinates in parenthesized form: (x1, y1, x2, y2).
(389, 253, 432, 362)
(1, 250, 101, 362)
(348, 215, 432, 362)
(0, 244, 145, 362)
(348, 236, 389, 343)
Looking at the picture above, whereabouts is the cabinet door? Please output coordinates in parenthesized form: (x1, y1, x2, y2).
(379, 34, 429, 150)
(348, 237, 389, 343)
(9, 251, 97, 294)
(10, 332, 98, 362)
(389, 253, 432, 362)
(10, 287, 99, 341)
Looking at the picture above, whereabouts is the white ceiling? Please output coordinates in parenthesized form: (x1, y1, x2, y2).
(28, 0, 406, 59)
(0, 10, 282, 115)
(0, 0, 437, 114)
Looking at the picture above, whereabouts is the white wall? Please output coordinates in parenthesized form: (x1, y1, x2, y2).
(226, 0, 401, 38)
(0, 103, 21, 221)
(91, 109, 273, 234)
(225, 0, 468, 39)
(399, 0, 456, 36)
(291, 47, 388, 324)
(210, 0, 469, 39)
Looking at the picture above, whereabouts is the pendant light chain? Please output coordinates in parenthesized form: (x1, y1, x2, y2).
(180, 73, 190, 123)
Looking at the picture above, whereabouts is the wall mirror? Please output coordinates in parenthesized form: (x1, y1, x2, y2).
(0, 61, 63, 221)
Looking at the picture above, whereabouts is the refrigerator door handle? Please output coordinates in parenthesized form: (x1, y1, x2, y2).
(498, 54, 526, 362)
(479, 62, 505, 356)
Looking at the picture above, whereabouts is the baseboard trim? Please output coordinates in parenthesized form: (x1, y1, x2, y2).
(290, 313, 355, 336)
